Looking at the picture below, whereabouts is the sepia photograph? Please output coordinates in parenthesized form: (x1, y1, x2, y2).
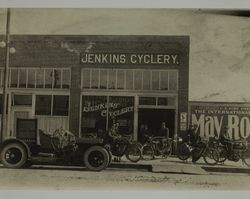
(0, 3, 250, 191)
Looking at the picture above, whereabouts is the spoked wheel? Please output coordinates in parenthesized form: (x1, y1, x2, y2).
(177, 143, 191, 161)
(242, 147, 250, 167)
(0, 143, 28, 169)
(141, 144, 154, 160)
(217, 146, 227, 163)
(83, 146, 110, 171)
(161, 143, 172, 158)
(125, 143, 142, 163)
(203, 148, 219, 165)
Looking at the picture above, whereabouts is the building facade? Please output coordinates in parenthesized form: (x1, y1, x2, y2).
(0, 35, 189, 143)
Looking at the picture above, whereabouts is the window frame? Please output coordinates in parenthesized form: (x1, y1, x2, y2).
(81, 68, 178, 92)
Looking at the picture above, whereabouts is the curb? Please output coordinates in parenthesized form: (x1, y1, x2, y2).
(110, 162, 250, 174)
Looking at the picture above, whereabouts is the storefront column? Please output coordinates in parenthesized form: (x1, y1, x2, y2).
(69, 66, 81, 136)
(133, 95, 139, 141)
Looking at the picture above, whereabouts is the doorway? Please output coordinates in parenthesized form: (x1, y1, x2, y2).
(138, 108, 175, 142)
(10, 94, 33, 136)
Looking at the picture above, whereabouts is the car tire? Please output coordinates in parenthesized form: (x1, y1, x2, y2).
(83, 145, 110, 171)
(0, 143, 28, 169)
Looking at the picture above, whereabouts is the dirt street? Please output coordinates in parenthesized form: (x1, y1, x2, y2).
(0, 165, 250, 190)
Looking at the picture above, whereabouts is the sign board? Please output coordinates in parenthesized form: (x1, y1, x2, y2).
(189, 102, 250, 140)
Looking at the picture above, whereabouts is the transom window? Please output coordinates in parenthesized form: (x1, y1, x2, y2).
(82, 68, 178, 91)
(139, 96, 176, 106)
(8, 68, 71, 89)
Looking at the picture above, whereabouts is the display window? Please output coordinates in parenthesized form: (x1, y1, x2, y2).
(81, 95, 134, 138)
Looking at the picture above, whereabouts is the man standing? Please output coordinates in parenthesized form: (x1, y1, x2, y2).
(158, 122, 170, 139)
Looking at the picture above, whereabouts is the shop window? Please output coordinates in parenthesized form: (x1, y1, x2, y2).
(125, 70, 133, 90)
(62, 69, 70, 89)
(134, 71, 142, 90)
(117, 70, 125, 89)
(27, 69, 36, 88)
(10, 68, 18, 88)
(82, 69, 91, 89)
(169, 71, 178, 90)
(142, 71, 151, 90)
(158, 97, 175, 106)
(82, 96, 107, 137)
(81, 68, 177, 92)
(152, 71, 160, 90)
(36, 69, 44, 88)
(100, 70, 108, 89)
(45, 69, 53, 88)
(53, 69, 62, 88)
(139, 97, 156, 105)
(91, 69, 99, 89)
(19, 69, 27, 88)
(108, 96, 134, 136)
(53, 95, 69, 116)
(35, 95, 51, 115)
(160, 71, 169, 90)
(13, 95, 32, 106)
(108, 69, 116, 89)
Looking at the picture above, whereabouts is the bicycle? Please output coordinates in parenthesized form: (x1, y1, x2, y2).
(141, 135, 173, 160)
(103, 132, 142, 163)
(177, 137, 219, 165)
(212, 138, 250, 167)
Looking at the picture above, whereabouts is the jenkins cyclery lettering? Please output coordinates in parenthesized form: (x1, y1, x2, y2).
(80, 53, 179, 65)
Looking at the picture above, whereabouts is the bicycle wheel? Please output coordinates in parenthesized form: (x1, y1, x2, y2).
(162, 143, 172, 158)
(203, 148, 219, 165)
(242, 148, 250, 167)
(217, 146, 227, 163)
(125, 143, 142, 163)
(177, 143, 191, 161)
(141, 144, 154, 160)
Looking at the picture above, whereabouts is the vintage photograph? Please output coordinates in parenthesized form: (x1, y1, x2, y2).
(0, 7, 250, 190)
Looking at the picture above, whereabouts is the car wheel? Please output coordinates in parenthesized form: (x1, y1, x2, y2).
(0, 143, 28, 169)
(83, 146, 110, 171)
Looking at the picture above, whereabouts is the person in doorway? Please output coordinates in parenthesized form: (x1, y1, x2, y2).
(139, 124, 151, 144)
(158, 122, 170, 139)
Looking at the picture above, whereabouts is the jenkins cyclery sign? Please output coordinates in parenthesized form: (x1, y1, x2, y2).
(81, 53, 180, 65)
(189, 102, 250, 140)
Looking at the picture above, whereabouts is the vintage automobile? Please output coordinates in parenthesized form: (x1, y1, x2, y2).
(0, 119, 111, 171)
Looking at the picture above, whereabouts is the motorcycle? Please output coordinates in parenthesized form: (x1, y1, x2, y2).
(214, 138, 250, 167)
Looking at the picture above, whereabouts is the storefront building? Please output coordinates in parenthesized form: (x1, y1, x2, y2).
(0, 35, 189, 142)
